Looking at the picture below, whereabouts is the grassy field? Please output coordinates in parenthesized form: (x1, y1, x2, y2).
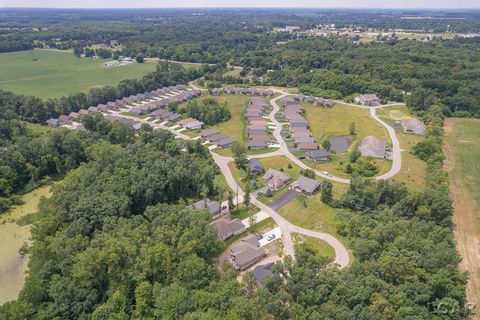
(292, 233, 335, 260)
(444, 118, 480, 313)
(0, 185, 52, 304)
(391, 133, 426, 190)
(302, 102, 391, 178)
(223, 67, 242, 77)
(0, 50, 157, 98)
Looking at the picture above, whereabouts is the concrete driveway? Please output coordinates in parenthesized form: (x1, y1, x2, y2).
(270, 189, 299, 211)
(241, 211, 270, 228)
(259, 227, 282, 247)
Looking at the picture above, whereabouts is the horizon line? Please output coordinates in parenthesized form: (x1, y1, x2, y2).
(1, 6, 480, 10)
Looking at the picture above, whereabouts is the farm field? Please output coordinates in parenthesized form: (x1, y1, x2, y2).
(0, 50, 157, 98)
(0, 185, 52, 304)
(444, 118, 480, 312)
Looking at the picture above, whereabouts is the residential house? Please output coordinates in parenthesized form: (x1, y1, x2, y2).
(247, 140, 269, 150)
(359, 136, 388, 158)
(294, 136, 316, 144)
(248, 158, 264, 175)
(189, 198, 222, 217)
(355, 94, 381, 106)
(291, 176, 320, 196)
(177, 118, 204, 130)
(78, 109, 90, 116)
(46, 118, 60, 127)
(207, 133, 228, 143)
(58, 115, 73, 125)
(397, 118, 427, 135)
(252, 262, 275, 286)
(305, 149, 331, 161)
(216, 137, 235, 148)
(297, 142, 319, 151)
(230, 235, 266, 270)
(291, 131, 311, 138)
(209, 216, 246, 241)
(200, 128, 220, 139)
(263, 168, 291, 190)
(69, 112, 80, 120)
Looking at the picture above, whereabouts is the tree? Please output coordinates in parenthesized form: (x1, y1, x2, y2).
(232, 142, 248, 169)
(349, 122, 356, 135)
(303, 169, 316, 178)
(350, 150, 361, 163)
(321, 181, 333, 204)
(322, 139, 331, 151)
(136, 54, 144, 63)
(244, 184, 251, 207)
(228, 191, 235, 211)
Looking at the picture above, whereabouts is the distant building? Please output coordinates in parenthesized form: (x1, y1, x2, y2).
(354, 94, 381, 106)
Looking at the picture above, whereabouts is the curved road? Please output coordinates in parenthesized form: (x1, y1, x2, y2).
(267, 92, 403, 184)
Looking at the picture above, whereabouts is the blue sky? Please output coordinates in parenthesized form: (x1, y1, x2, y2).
(2, 0, 479, 8)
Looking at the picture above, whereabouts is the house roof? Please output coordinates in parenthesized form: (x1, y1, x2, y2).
(177, 117, 196, 126)
(252, 262, 275, 286)
(398, 118, 426, 134)
(294, 136, 316, 144)
(359, 136, 387, 158)
(191, 198, 221, 215)
(248, 158, 264, 173)
(230, 236, 265, 269)
(208, 133, 228, 142)
(210, 217, 245, 239)
(293, 176, 320, 194)
(247, 140, 268, 148)
(306, 149, 330, 159)
(200, 128, 220, 138)
(248, 134, 270, 142)
(329, 136, 349, 153)
(297, 142, 319, 150)
(216, 136, 235, 147)
(263, 168, 291, 189)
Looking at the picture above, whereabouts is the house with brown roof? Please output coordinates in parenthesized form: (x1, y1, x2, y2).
(297, 142, 319, 151)
(263, 168, 292, 190)
(58, 115, 73, 125)
(200, 129, 220, 139)
(230, 234, 266, 270)
(210, 216, 246, 241)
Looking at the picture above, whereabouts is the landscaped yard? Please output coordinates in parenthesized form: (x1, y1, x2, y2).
(0, 50, 157, 98)
(376, 105, 412, 123)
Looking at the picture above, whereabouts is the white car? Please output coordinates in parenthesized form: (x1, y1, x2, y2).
(267, 234, 276, 241)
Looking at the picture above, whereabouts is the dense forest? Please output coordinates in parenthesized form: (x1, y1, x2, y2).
(0, 112, 467, 319)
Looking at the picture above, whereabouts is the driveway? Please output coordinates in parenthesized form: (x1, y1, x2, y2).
(270, 189, 299, 211)
(259, 227, 282, 247)
(241, 211, 270, 228)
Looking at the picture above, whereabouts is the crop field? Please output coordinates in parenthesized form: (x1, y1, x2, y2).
(444, 118, 480, 313)
(0, 50, 157, 98)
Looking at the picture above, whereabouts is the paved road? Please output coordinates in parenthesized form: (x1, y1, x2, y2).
(269, 189, 299, 211)
(267, 92, 403, 184)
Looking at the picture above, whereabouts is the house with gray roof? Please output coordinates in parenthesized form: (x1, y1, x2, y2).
(230, 234, 265, 270)
(291, 176, 320, 196)
(359, 136, 388, 158)
(397, 118, 427, 135)
(294, 136, 316, 144)
(252, 262, 275, 286)
(248, 158, 264, 175)
(46, 118, 60, 127)
(305, 149, 331, 161)
(247, 140, 269, 150)
(200, 128, 220, 139)
(216, 136, 235, 148)
(210, 216, 246, 241)
(190, 198, 222, 217)
(329, 136, 350, 153)
(355, 94, 381, 106)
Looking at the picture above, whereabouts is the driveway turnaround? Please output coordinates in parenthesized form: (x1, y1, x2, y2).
(269, 189, 299, 211)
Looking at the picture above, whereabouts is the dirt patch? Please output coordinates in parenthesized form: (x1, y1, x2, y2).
(444, 118, 480, 318)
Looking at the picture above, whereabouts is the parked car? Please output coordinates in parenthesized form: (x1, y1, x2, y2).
(267, 234, 276, 241)
(256, 234, 263, 240)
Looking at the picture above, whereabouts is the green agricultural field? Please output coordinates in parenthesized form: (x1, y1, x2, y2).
(0, 50, 157, 98)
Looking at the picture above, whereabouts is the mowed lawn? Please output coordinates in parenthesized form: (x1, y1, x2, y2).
(211, 95, 249, 142)
(303, 102, 390, 142)
(0, 50, 157, 98)
(292, 233, 335, 260)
